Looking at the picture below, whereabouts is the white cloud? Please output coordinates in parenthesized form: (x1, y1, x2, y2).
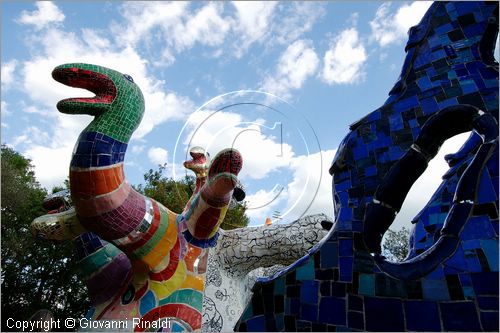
(155, 48, 176, 68)
(9, 123, 73, 191)
(285, 149, 335, 221)
(134, 92, 195, 139)
(19, 27, 195, 139)
(183, 110, 295, 181)
(131, 145, 145, 154)
(369, 3, 398, 47)
(244, 149, 335, 225)
(114, 2, 231, 64)
(22, 105, 55, 116)
(1, 100, 11, 116)
(347, 12, 359, 26)
(178, 3, 231, 50)
(393, 132, 470, 230)
(230, 2, 325, 58)
(232, 1, 277, 57)
(12, 126, 51, 147)
(1, 60, 18, 90)
(148, 147, 168, 165)
(81, 29, 112, 51)
(244, 132, 472, 230)
(11, 4, 198, 189)
(114, 2, 188, 47)
(112, 1, 323, 63)
(272, 2, 325, 45)
(495, 35, 499, 62)
(16, 2, 65, 30)
(182, 107, 334, 225)
(24, 144, 73, 190)
(245, 188, 286, 224)
(20, 30, 93, 108)
(321, 28, 367, 85)
(261, 39, 319, 99)
(16, 110, 93, 190)
(277, 40, 319, 89)
(370, 1, 433, 47)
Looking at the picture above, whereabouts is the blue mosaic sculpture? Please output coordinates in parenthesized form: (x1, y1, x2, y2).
(235, 2, 499, 331)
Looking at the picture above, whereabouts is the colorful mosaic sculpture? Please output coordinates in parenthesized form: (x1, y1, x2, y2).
(236, 2, 498, 331)
(34, 151, 333, 332)
(203, 214, 333, 332)
(32, 63, 243, 331)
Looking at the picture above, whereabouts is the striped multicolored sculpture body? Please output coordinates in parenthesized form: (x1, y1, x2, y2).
(236, 2, 498, 331)
(36, 63, 242, 331)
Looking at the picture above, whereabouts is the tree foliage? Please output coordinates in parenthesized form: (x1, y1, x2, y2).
(1, 150, 249, 332)
(382, 227, 410, 261)
(220, 201, 250, 230)
(135, 164, 249, 230)
(1, 145, 89, 331)
(135, 164, 195, 214)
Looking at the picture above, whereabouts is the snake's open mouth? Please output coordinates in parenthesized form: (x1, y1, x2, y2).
(52, 67, 117, 106)
(184, 146, 210, 173)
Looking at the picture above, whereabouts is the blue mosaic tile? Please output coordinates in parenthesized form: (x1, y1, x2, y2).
(338, 239, 353, 257)
(462, 215, 496, 240)
(331, 283, 345, 298)
(320, 241, 338, 268)
(240, 303, 253, 321)
(246, 315, 265, 332)
(71, 131, 127, 168)
(477, 295, 499, 311)
(405, 300, 441, 331)
(347, 294, 363, 312)
(282, 315, 295, 331)
(300, 302, 318, 322)
(471, 272, 499, 295)
(296, 258, 315, 281)
(338, 257, 353, 282)
(446, 274, 465, 300)
(300, 280, 319, 305)
(463, 286, 475, 300)
(319, 281, 330, 297)
(275, 314, 284, 332)
(464, 249, 482, 272)
(347, 311, 364, 331)
(235, 2, 498, 331)
(422, 278, 451, 300)
(480, 239, 499, 271)
(440, 302, 481, 331)
(274, 276, 285, 295)
(139, 290, 155, 316)
(365, 297, 404, 331)
(318, 297, 346, 326)
(480, 311, 499, 331)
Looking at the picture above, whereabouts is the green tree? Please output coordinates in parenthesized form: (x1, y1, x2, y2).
(220, 202, 250, 230)
(1, 145, 89, 331)
(135, 164, 249, 230)
(135, 164, 194, 214)
(382, 227, 410, 261)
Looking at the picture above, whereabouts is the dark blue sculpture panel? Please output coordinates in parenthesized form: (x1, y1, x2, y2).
(236, 1, 498, 331)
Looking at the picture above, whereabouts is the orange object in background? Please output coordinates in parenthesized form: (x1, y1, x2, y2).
(265, 217, 272, 226)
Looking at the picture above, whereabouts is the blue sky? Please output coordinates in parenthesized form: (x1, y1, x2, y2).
(1, 1, 483, 228)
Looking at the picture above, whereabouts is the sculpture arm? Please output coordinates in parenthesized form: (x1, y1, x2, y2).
(182, 149, 242, 245)
(215, 214, 331, 275)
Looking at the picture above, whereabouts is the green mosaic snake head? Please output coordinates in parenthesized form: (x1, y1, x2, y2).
(52, 63, 145, 143)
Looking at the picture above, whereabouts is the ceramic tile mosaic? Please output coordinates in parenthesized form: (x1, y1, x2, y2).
(203, 214, 332, 332)
(33, 64, 244, 331)
(236, 1, 498, 331)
